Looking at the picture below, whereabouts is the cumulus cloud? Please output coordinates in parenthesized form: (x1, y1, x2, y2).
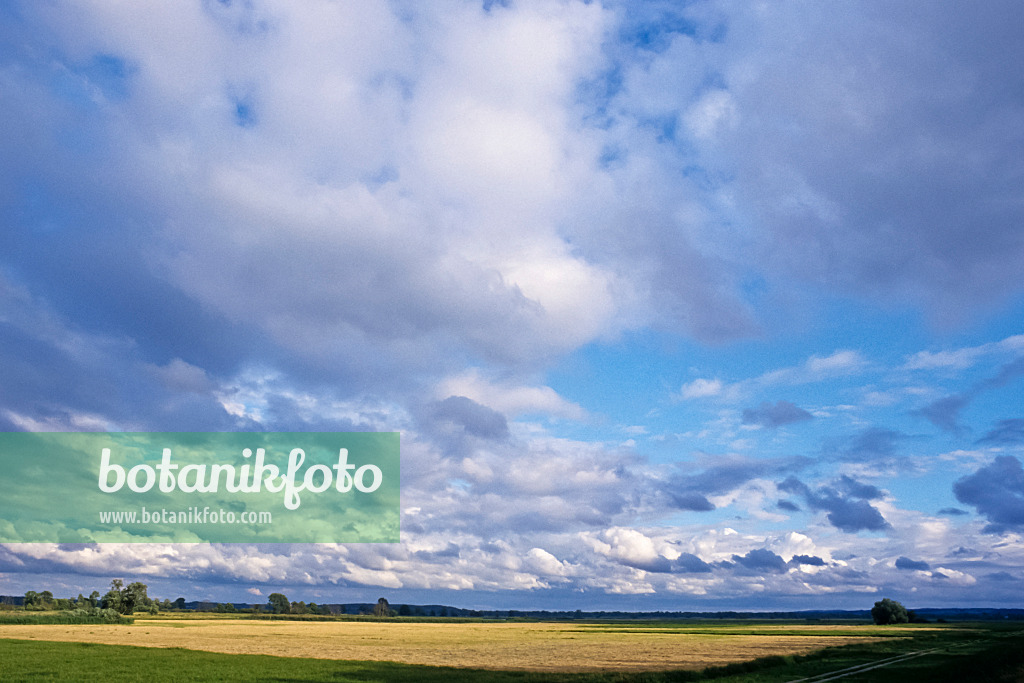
(2, 0, 1024, 611)
(426, 396, 509, 441)
(954, 456, 1024, 533)
(731, 548, 788, 574)
(664, 456, 805, 513)
(679, 378, 723, 400)
(779, 475, 890, 533)
(436, 369, 585, 420)
(895, 556, 930, 571)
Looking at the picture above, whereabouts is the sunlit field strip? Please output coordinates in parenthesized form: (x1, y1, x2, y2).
(0, 618, 889, 672)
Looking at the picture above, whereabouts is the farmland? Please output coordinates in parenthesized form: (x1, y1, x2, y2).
(2, 616, 1023, 681)
(0, 617, 889, 672)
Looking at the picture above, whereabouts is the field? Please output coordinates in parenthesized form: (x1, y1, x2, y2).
(0, 617, 891, 672)
(1, 616, 1023, 682)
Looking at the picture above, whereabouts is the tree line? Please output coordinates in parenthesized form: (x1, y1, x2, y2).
(10, 585, 931, 625)
(17, 580, 184, 616)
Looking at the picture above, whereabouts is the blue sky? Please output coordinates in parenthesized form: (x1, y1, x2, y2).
(1, 0, 1023, 611)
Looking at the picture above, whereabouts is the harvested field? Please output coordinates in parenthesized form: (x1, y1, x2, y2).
(0, 619, 890, 672)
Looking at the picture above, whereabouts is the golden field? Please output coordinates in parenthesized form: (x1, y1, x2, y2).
(0, 618, 895, 672)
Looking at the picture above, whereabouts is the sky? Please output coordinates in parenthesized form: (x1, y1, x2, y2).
(1, 0, 1023, 612)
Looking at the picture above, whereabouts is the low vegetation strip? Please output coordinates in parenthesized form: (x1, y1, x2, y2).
(0, 608, 132, 625)
(0, 618, 884, 672)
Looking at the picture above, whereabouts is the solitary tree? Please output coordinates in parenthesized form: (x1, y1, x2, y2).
(373, 597, 391, 617)
(871, 598, 909, 625)
(267, 593, 290, 614)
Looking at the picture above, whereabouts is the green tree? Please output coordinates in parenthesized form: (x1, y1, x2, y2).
(122, 582, 150, 614)
(173, 597, 186, 610)
(373, 597, 391, 617)
(88, 591, 100, 608)
(871, 598, 909, 625)
(23, 591, 41, 610)
(267, 593, 290, 614)
(101, 580, 124, 613)
(100, 579, 149, 615)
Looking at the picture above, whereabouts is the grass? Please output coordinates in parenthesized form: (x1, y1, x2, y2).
(0, 621, 1021, 682)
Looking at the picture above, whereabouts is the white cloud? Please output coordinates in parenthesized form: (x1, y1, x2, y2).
(903, 333, 1024, 371)
(680, 377, 723, 399)
(805, 350, 865, 377)
(437, 369, 585, 420)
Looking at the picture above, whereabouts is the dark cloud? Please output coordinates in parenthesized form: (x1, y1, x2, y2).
(412, 543, 461, 563)
(916, 358, 1024, 434)
(953, 456, 1024, 533)
(732, 549, 788, 574)
(821, 498, 890, 533)
(977, 418, 1024, 445)
(790, 555, 826, 567)
(777, 499, 800, 512)
(938, 507, 969, 516)
(913, 395, 971, 434)
(833, 475, 883, 501)
(620, 555, 673, 573)
(778, 476, 812, 499)
(986, 356, 1024, 389)
(985, 571, 1017, 582)
(836, 428, 908, 463)
(895, 556, 930, 571)
(427, 396, 509, 441)
(668, 491, 715, 512)
(673, 553, 714, 574)
(779, 475, 890, 533)
(665, 457, 807, 512)
(742, 400, 813, 428)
